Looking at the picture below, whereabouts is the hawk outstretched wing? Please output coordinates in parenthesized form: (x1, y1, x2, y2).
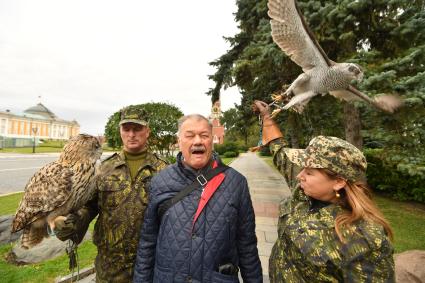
(268, 0, 333, 72)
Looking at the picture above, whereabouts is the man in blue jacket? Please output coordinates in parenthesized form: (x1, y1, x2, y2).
(133, 114, 262, 283)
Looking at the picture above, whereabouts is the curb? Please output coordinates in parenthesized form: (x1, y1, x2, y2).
(0, 191, 24, 198)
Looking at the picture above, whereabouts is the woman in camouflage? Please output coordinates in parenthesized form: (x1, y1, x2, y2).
(253, 101, 395, 283)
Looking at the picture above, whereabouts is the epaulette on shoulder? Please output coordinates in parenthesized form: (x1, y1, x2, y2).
(153, 152, 169, 166)
(101, 152, 119, 163)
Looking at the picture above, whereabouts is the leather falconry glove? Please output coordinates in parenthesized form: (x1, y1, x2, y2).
(54, 214, 79, 241)
(54, 208, 91, 244)
(252, 100, 283, 145)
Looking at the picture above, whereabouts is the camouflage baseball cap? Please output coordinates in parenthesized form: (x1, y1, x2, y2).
(284, 136, 367, 182)
(119, 106, 149, 126)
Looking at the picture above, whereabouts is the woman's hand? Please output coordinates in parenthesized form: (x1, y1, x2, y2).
(252, 100, 271, 119)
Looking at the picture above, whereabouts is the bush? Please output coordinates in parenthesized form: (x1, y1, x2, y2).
(223, 151, 239, 158)
(214, 142, 239, 155)
(238, 144, 249, 153)
(364, 148, 425, 203)
(214, 141, 249, 155)
(165, 155, 176, 164)
(259, 146, 272, 156)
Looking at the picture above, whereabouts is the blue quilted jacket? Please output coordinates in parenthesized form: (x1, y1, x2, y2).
(133, 154, 262, 283)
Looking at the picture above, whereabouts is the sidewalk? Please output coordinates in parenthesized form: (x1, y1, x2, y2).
(231, 152, 291, 282)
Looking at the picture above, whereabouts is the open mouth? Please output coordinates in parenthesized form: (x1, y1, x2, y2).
(191, 147, 206, 155)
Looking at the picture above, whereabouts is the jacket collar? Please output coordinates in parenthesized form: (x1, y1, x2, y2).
(176, 152, 221, 179)
(296, 188, 344, 228)
(108, 150, 156, 170)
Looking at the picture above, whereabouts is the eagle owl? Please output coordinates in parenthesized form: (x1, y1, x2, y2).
(268, 0, 402, 113)
(11, 134, 102, 249)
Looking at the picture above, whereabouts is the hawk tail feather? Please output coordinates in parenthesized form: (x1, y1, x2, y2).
(373, 94, 403, 113)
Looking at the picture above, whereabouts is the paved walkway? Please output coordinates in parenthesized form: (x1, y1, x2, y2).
(231, 152, 291, 282)
(73, 152, 290, 283)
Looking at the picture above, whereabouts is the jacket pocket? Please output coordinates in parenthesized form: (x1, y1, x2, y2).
(98, 175, 128, 208)
(210, 270, 239, 283)
(226, 202, 238, 242)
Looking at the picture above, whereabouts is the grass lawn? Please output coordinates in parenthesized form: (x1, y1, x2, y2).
(0, 141, 116, 154)
(0, 193, 24, 216)
(374, 195, 425, 252)
(0, 240, 96, 283)
(220, 157, 236, 165)
(0, 147, 63, 154)
(260, 155, 425, 253)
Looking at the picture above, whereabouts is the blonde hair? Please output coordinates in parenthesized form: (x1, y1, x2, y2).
(320, 169, 393, 243)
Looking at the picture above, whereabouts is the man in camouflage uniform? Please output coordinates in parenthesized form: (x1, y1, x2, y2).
(55, 106, 167, 282)
(253, 101, 395, 283)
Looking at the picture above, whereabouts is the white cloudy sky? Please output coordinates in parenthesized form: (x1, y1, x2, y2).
(0, 0, 241, 135)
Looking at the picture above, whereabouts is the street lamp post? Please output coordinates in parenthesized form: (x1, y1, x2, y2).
(32, 126, 38, 153)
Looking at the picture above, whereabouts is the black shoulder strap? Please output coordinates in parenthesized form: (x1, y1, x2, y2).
(157, 163, 229, 221)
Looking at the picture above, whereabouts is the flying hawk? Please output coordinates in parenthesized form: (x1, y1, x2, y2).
(11, 134, 102, 249)
(268, 0, 402, 113)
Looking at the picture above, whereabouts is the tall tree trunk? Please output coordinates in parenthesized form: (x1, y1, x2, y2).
(344, 102, 363, 149)
(243, 128, 248, 146)
(288, 112, 300, 148)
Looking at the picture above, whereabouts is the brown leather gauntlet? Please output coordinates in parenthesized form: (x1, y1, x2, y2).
(261, 115, 283, 145)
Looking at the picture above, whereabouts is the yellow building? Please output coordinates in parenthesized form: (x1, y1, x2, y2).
(0, 103, 79, 147)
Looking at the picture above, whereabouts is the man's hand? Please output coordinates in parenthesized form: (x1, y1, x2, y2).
(252, 100, 271, 118)
(54, 214, 79, 241)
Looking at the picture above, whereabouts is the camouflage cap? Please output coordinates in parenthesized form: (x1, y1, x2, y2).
(284, 136, 367, 182)
(119, 106, 149, 126)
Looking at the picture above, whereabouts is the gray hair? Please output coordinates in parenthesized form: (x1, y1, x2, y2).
(177, 114, 213, 135)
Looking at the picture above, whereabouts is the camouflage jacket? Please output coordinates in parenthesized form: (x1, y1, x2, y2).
(81, 150, 167, 283)
(268, 139, 395, 283)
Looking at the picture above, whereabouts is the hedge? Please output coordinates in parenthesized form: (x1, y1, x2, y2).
(223, 151, 239, 158)
(214, 142, 243, 156)
(364, 148, 425, 203)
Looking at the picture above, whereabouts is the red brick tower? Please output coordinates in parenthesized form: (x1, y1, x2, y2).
(209, 101, 225, 144)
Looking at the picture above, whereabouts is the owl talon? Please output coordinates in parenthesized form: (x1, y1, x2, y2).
(270, 109, 282, 119)
(271, 93, 284, 103)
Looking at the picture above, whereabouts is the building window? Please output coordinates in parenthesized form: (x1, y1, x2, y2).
(53, 125, 57, 138)
(58, 125, 65, 139)
(0, 119, 6, 135)
(18, 121, 23, 135)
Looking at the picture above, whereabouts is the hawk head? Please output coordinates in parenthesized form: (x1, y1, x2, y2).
(338, 63, 364, 82)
